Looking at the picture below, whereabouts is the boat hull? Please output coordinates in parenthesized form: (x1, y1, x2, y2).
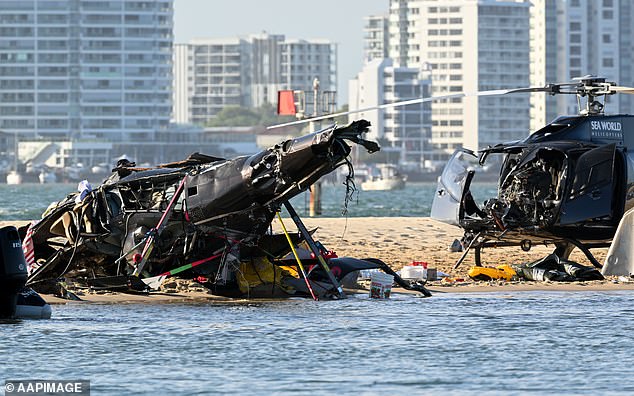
(6, 171, 22, 185)
(361, 177, 406, 191)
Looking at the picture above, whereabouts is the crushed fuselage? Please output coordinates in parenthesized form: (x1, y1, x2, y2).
(23, 121, 429, 298)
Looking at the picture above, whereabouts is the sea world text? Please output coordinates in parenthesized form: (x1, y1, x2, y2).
(591, 120, 622, 131)
(590, 120, 623, 140)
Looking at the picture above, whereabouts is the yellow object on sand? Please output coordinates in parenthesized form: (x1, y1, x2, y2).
(237, 257, 295, 294)
(468, 264, 516, 281)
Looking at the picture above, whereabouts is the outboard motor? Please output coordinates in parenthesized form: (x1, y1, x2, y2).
(0, 226, 28, 319)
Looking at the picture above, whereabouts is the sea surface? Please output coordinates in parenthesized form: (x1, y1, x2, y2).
(2, 290, 634, 394)
(0, 182, 499, 221)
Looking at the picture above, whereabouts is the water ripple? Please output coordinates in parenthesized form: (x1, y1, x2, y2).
(2, 291, 634, 394)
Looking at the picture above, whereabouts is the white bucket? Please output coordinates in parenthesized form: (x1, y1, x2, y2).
(369, 272, 394, 299)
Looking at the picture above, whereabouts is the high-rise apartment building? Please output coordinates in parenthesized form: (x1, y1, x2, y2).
(530, 0, 634, 131)
(388, 0, 412, 67)
(172, 43, 190, 124)
(279, 38, 336, 104)
(250, 33, 284, 108)
(364, 15, 389, 63)
(0, 0, 173, 143)
(173, 33, 337, 126)
(528, 0, 558, 132)
(386, 0, 530, 163)
(185, 38, 251, 126)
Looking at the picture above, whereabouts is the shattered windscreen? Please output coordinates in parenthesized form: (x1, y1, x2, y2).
(441, 149, 479, 201)
(431, 149, 480, 225)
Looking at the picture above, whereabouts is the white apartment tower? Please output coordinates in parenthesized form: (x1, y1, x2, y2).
(174, 34, 337, 126)
(529, 0, 558, 132)
(172, 43, 190, 124)
(0, 0, 173, 142)
(250, 33, 284, 107)
(186, 38, 251, 126)
(387, 0, 530, 162)
(530, 0, 634, 131)
(279, 39, 337, 106)
(364, 15, 389, 63)
(388, 0, 413, 67)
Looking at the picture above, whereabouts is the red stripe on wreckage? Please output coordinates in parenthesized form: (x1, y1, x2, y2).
(22, 221, 40, 276)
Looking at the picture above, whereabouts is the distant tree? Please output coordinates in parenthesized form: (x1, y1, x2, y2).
(205, 106, 260, 127)
(205, 103, 299, 129)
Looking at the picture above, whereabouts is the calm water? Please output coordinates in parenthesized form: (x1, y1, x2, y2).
(0, 182, 499, 221)
(2, 291, 634, 394)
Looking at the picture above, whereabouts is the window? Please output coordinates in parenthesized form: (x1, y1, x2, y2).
(603, 58, 614, 67)
(602, 34, 611, 43)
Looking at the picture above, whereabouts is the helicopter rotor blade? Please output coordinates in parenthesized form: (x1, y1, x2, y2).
(610, 86, 634, 94)
(266, 85, 556, 130)
(266, 92, 462, 130)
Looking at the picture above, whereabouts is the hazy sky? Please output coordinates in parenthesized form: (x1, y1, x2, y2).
(174, 0, 389, 105)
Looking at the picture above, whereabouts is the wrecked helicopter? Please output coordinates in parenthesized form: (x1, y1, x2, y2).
(431, 76, 634, 269)
(22, 120, 432, 299)
(271, 76, 634, 272)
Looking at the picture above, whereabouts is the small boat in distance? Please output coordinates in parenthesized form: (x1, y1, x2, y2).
(6, 170, 22, 185)
(6, 132, 22, 184)
(361, 164, 407, 191)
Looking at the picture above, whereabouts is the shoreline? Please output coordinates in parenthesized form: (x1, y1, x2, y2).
(41, 281, 634, 305)
(2, 217, 626, 305)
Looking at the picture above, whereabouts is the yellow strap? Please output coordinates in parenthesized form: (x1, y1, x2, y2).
(277, 212, 317, 300)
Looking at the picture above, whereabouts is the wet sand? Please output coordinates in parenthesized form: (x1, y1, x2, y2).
(3, 217, 631, 304)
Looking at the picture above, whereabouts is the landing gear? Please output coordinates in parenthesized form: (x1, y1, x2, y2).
(451, 237, 607, 270)
(552, 239, 606, 269)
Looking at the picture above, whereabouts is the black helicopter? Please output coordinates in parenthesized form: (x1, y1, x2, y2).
(430, 76, 634, 269)
(23, 120, 432, 299)
(269, 76, 634, 271)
